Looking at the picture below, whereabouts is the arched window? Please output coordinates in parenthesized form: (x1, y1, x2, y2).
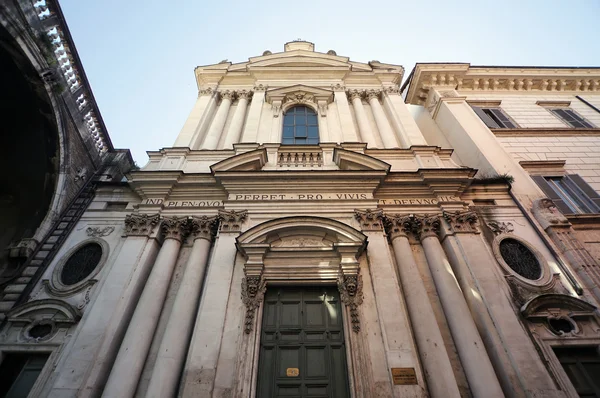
(282, 105, 319, 145)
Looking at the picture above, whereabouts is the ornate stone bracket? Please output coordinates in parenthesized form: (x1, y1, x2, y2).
(338, 274, 364, 332)
(443, 210, 480, 234)
(354, 209, 384, 231)
(160, 216, 189, 241)
(241, 275, 267, 334)
(124, 213, 160, 236)
(188, 215, 219, 241)
(86, 226, 115, 237)
(218, 209, 248, 232)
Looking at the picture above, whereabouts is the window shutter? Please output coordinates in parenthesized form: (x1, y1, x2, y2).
(490, 108, 517, 128)
(565, 174, 600, 211)
(471, 106, 500, 128)
(531, 175, 573, 214)
(563, 109, 595, 128)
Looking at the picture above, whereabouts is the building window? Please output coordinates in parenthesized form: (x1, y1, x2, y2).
(499, 238, 542, 280)
(554, 346, 600, 397)
(532, 175, 600, 215)
(282, 105, 319, 145)
(0, 353, 49, 398)
(60, 242, 103, 286)
(472, 106, 518, 129)
(548, 108, 595, 128)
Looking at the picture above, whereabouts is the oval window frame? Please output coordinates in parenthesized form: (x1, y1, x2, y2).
(492, 234, 552, 287)
(50, 238, 109, 295)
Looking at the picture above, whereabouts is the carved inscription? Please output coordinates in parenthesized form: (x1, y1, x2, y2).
(229, 193, 370, 201)
(141, 199, 223, 207)
(391, 368, 418, 385)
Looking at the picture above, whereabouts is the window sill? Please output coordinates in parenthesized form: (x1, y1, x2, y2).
(492, 128, 600, 137)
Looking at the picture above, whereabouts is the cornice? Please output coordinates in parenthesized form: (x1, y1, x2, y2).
(405, 63, 600, 105)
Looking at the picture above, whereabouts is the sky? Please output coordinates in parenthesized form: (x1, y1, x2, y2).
(59, 0, 600, 165)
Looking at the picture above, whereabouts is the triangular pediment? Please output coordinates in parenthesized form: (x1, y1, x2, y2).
(333, 148, 391, 172)
(248, 50, 351, 69)
(266, 84, 334, 106)
(210, 149, 268, 172)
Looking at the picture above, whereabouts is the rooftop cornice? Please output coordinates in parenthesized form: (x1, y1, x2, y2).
(405, 63, 600, 105)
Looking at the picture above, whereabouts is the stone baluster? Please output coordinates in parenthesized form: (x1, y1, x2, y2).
(383, 214, 461, 398)
(348, 90, 378, 147)
(416, 214, 504, 398)
(222, 90, 252, 148)
(145, 215, 219, 398)
(366, 90, 398, 148)
(202, 90, 234, 149)
(102, 216, 188, 398)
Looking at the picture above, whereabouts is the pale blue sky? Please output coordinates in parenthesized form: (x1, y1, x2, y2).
(60, 0, 600, 164)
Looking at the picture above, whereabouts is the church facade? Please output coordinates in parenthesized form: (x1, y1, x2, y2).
(2, 29, 600, 398)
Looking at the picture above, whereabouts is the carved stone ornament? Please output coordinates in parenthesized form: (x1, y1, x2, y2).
(487, 221, 514, 235)
(532, 198, 570, 230)
(241, 275, 267, 334)
(160, 216, 188, 241)
(272, 103, 282, 118)
(347, 89, 363, 101)
(354, 209, 384, 231)
(219, 90, 235, 101)
(383, 86, 400, 95)
(236, 89, 253, 101)
(253, 84, 268, 92)
(338, 274, 364, 332)
(383, 214, 414, 241)
(284, 92, 315, 105)
(443, 210, 480, 234)
(188, 215, 219, 241)
(124, 213, 160, 236)
(365, 89, 381, 101)
(86, 226, 115, 238)
(318, 102, 327, 116)
(198, 87, 214, 96)
(506, 273, 567, 307)
(218, 209, 248, 232)
(413, 214, 441, 240)
(331, 83, 346, 92)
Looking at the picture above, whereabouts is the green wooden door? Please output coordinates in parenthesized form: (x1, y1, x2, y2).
(256, 286, 350, 398)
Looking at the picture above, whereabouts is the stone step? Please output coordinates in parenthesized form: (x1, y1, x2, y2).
(4, 284, 26, 294)
(34, 250, 50, 260)
(3, 293, 21, 301)
(0, 301, 15, 312)
(23, 266, 40, 276)
(15, 277, 31, 284)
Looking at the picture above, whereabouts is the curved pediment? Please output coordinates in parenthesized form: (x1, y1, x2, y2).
(210, 149, 268, 172)
(333, 148, 391, 172)
(521, 294, 597, 317)
(248, 51, 352, 69)
(7, 299, 81, 324)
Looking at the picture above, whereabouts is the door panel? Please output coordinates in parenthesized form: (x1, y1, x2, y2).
(257, 286, 350, 398)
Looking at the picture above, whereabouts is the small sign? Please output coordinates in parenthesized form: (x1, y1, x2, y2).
(391, 368, 417, 385)
(286, 368, 299, 377)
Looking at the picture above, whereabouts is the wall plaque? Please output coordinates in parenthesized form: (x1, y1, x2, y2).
(286, 368, 299, 377)
(391, 367, 417, 385)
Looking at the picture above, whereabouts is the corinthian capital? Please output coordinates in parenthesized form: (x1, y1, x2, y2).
(253, 84, 268, 92)
(383, 86, 400, 95)
(198, 87, 214, 96)
(383, 214, 414, 241)
(236, 89, 253, 100)
(443, 210, 479, 234)
(189, 215, 219, 241)
(219, 90, 235, 100)
(331, 83, 346, 92)
(160, 216, 188, 241)
(365, 89, 381, 101)
(347, 89, 363, 101)
(354, 209, 383, 231)
(413, 214, 441, 240)
(218, 209, 248, 232)
(124, 213, 160, 236)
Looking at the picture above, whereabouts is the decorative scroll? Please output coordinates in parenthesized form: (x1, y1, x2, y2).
(486, 221, 514, 235)
(354, 209, 384, 231)
(338, 274, 364, 332)
(124, 213, 160, 236)
(86, 226, 115, 237)
(218, 210, 248, 232)
(443, 210, 479, 234)
(241, 276, 267, 334)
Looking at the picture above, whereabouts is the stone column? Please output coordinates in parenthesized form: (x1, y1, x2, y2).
(145, 216, 218, 398)
(241, 84, 266, 142)
(102, 216, 188, 398)
(417, 214, 504, 398)
(179, 210, 247, 397)
(331, 84, 358, 142)
(382, 86, 427, 146)
(202, 90, 234, 149)
(222, 90, 252, 148)
(383, 214, 461, 398)
(45, 215, 161, 398)
(348, 90, 378, 147)
(366, 89, 398, 148)
(354, 210, 426, 396)
(174, 87, 217, 149)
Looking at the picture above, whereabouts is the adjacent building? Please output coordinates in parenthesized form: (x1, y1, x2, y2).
(1, 5, 600, 397)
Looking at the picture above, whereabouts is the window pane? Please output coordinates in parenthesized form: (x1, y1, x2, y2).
(283, 126, 294, 139)
(282, 138, 294, 145)
(295, 138, 307, 144)
(307, 138, 319, 144)
(295, 126, 307, 137)
(308, 126, 318, 138)
(307, 114, 318, 125)
(295, 115, 306, 125)
(283, 114, 294, 126)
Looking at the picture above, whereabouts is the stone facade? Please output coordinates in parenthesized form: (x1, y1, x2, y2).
(2, 36, 600, 398)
